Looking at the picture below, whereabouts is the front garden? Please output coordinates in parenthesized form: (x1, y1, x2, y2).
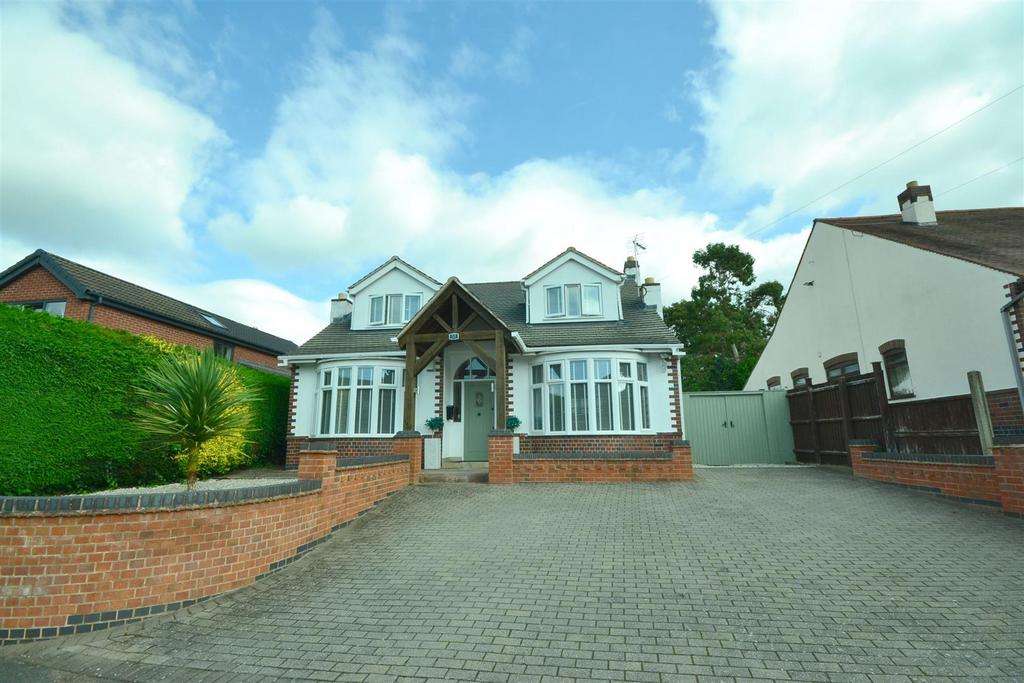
(0, 305, 290, 496)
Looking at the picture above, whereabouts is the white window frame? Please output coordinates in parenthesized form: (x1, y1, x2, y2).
(530, 355, 653, 434)
(582, 284, 602, 316)
(369, 296, 385, 326)
(316, 362, 405, 436)
(544, 285, 564, 317)
(544, 283, 602, 319)
(369, 293, 424, 327)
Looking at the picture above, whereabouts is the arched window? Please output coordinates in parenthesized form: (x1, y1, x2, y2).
(455, 357, 495, 380)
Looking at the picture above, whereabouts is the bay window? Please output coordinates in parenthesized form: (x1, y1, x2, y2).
(532, 356, 652, 433)
(317, 364, 404, 436)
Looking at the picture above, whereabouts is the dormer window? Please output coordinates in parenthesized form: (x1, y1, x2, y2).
(545, 284, 602, 318)
(369, 293, 423, 327)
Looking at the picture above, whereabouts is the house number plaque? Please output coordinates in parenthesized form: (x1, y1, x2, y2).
(448, 332, 460, 341)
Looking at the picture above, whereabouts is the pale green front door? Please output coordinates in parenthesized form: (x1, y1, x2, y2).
(463, 381, 495, 462)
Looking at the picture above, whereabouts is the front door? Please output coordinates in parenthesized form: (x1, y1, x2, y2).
(463, 380, 495, 461)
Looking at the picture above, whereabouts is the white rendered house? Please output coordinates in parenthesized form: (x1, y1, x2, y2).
(281, 248, 683, 466)
(744, 182, 1024, 439)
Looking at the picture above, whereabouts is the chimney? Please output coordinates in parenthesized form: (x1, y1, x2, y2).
(898, 180, 936, 225)
(623, 256, 639, 280)
(330, 292, 352, 322)
(641, 276, 663, 317)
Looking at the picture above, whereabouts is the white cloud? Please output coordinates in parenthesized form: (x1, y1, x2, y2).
(0, 4, 222, 263)
(695, 0, 1024, 230)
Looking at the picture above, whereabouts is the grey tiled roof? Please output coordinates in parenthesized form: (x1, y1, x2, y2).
(1, 250, 297, 354)
(290, 278, 679, 356)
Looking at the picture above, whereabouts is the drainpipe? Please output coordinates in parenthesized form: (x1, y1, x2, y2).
(88, 295, 103, 322)
(1001, 288, 1024, 414)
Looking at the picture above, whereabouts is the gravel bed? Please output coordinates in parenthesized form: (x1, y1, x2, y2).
(84, 476, 297, 496)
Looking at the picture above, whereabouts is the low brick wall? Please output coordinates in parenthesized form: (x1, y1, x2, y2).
(849, 439, 1024, 515)
(0, 452, 411, 645)
(518, 433, 676, 454)
(490, 432, 693, 483)
(286, 436, 394, 469)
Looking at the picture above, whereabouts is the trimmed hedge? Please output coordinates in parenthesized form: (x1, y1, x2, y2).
(0, 306, 290, 495)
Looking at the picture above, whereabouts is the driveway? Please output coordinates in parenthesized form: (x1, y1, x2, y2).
(2, 468, 1022, 682)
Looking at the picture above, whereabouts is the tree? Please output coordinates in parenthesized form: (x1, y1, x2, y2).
(664, 243, 785, 391)
(134, 350, 258, 490)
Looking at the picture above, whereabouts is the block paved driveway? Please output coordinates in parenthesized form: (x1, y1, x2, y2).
(3, 468, 1023, 682)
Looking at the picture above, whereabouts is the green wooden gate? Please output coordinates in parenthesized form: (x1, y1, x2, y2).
(682, 391, 795, 465)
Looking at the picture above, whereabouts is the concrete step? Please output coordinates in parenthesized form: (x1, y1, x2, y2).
(419, 469, 489, 484)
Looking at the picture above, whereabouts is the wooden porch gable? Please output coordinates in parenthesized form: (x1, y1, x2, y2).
(397, 278, 514, 431)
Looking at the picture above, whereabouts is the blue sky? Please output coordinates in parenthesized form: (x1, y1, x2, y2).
(2, 1, 1022, 342)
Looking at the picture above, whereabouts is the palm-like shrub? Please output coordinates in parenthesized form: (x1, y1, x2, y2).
(134, 350, 258, 490)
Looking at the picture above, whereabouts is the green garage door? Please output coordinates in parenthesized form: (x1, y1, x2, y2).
(682, 390, 795, 465)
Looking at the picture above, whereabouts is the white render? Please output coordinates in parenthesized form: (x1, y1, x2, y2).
(744, 221, 1018, 399)
(349, 263, 439, 331)
(524, 252, 624, 324)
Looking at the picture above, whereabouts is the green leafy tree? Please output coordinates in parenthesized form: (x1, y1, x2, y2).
(664, 243, 785, 391)
(134, 350, 258, 490)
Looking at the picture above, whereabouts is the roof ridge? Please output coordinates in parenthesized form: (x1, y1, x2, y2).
(818, 206, 1024, 223)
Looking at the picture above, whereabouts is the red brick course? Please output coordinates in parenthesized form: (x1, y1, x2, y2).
(668, 357, 683, 433)
(487, 434, 514, 485)
(0, 453, 409, 637)
(987, 389, 1024, 436)
(518, 433, 676, 454)
(286, 437, 395, 469)
(850, 441, 1024, 514)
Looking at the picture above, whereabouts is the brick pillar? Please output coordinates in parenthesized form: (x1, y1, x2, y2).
(393, 431, 424, 485)
(848, 439, 880, 477)
(994, 441, 1024, 515)
(671, 439, 693, 481)
(298, 449, 335, 481)
(488, 430, 514, 484)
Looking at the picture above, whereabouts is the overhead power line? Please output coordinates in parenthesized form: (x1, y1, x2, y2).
(746, 84, 1024, 237)
(935, 156, 1024, 197)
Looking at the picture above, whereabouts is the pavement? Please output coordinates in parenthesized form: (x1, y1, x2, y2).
(1, 467, 1022, 682)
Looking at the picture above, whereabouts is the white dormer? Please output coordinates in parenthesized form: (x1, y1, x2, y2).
(348, 257, 441, 330)
(521, 248, 624, 324)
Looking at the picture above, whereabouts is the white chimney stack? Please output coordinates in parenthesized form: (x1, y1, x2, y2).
(642, 276, 663, 317)
(623, 256, 639, 280)
(898, 180, 936, 225)
(330, 292, 352, 322)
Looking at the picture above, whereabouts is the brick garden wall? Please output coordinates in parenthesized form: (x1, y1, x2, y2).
(987, 389, 1024, 438)
(286, 437, 396, 469)
(518, 433, 676, 454)
(0, 454, 411, 644)
(849, 440, 1024, 515)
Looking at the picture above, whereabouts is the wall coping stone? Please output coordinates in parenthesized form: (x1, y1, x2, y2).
(993, 435, 1024, 446)
(514, 451, 672, 461)
(0, 480, 321, 517)
(848, 439, 880, 446)
(671, 439, 690, 447)
(393, 430, 422, 438)
(861, 452, 996, 467)
(335, 454, 409, 469)
(489, 429, 514, 436)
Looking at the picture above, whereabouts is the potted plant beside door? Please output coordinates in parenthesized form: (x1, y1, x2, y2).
(423, 417, 444, 470)
(506, 415, 522, 455)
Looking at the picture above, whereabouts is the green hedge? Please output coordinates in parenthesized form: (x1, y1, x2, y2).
(0, 306, 290, 495)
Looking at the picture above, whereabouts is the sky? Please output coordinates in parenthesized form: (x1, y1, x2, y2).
(2, 0, 1022, 345)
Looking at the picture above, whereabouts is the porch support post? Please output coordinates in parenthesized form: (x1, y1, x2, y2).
(495, 331, 507, 428)
(404, 336, 417, 432)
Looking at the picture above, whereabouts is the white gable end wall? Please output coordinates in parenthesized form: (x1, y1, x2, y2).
(526, 259, 622, 324)
(744, 222, 1016, 399)
(351, 268, 438, 330)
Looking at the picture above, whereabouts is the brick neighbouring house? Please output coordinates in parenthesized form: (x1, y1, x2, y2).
(744, 183, 1024, 439)
(280, 247, 684, 468)
(0, 249, 296, 370)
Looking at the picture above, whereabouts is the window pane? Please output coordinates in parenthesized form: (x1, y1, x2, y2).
(386, 294, 403, 325)
(565, 284, 582, 317)
(637, 362, 648, 382)
(570, 360, 587, 380)
(595, 360, 612, 380)
(546, 286, 563, 316)
(531, 364, 544, 385)
(377, 388, 396, 433)
(532, 387, 543, 430)
(43, 301, 67, 317)
(596, 383, 614, 431)
(619, 383, 635, 430)
(549, 384, 565, 432)
(571, 383, 589, 431)
(381, 368, 396, 385)
(354, 388, 372, 433)
(335, 388, 350, 433)
(323, 370, 333, 387)
(338, 367, 352, 386)
(357, 366, 373, 386)
(403, 294, 422, 322)
(886, 351, 914, 397)
(369, 296, 384, 324)
(582, 285, 601, 315)
(619, 362, 632, 379)
(548, 363, 562, 381)
(639, 385, 650, 429)
(844, 362, 860, 375)
(320, 389, 333, 434)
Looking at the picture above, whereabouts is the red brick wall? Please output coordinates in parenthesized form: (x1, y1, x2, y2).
(987, 389, 1024, 437)
(91, 304, 214, 349)
(668, 357, 682, 433)
(0, 456, 409, 640)
(518, 433, 676, 454)
(286, 437, 395, 468)
(0, 266, 91, 320)
(994, 443, 1024, 515)
(233, 345, 282, 369)
(504, 440, 693, 483)
(487, 433, 513, 484)
(849, 445, 1001, 506)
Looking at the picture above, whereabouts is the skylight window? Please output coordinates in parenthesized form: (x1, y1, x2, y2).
(200, 312, 226, 328)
